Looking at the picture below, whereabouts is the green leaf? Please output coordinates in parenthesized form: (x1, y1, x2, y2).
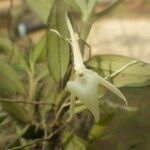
(74, 101, 87, 114)
(94, 0, 122, 21)
(0, 101, 31, 124)
(74, 0, 97, 21)
(87, 0, 97, 16)
(0, 59, 25, 94)
(75, 0, 87, 13)
(62, 131, 96, 150)
(46, 0, 70, 82)
(62, 131, 87, 150)
(29, 34, 46, 70)
(0, 60, 30, 123)
(0, 36, 27, 70)
(36, 72, 57, 104)
(88, 113, 114, 141)
(64, 0, 80, 12)
(26, 0, 55, 23)
(86, 55, 150, 87)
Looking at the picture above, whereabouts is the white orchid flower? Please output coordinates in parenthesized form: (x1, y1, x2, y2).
(66, 14, 127, 122)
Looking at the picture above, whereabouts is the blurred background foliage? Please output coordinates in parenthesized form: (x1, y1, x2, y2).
(0, 0, 150, 150)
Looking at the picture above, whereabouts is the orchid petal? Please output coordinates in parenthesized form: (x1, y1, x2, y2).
(97, 74, 127, 105)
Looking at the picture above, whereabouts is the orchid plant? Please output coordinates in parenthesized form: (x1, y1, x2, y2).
(0, 0, 149, 149)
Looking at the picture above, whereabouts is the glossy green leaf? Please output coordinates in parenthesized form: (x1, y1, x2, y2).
(0, 59, 25, 94)
(86, 55, 150, 87)
(0, 101, 31, 124)
(46, 0, 70, 82)
(26, 0, 55, 23)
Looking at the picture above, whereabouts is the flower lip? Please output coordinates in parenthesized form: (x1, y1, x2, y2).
(67, 68, 101, 122)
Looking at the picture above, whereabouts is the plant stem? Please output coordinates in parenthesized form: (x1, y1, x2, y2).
(27, 70, 36, 102)
(26, 67, 37, 116)
(80, 19, 93, 41)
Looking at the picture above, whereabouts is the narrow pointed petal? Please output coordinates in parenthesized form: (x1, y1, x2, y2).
(82, 95, 100, 122)
(66, 13, 85, 72)
(97, 75, 127, 105)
